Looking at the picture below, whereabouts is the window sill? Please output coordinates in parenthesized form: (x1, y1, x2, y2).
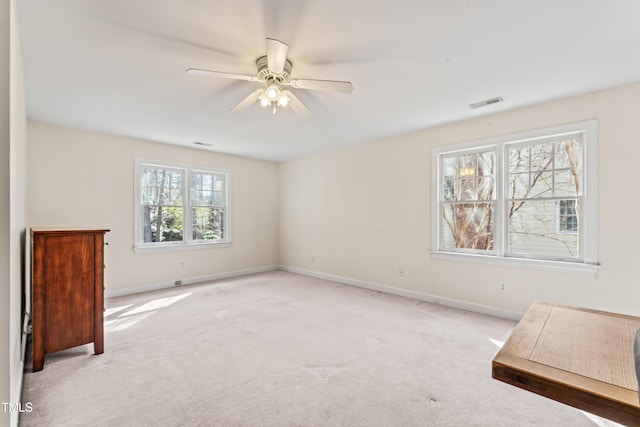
(431, 251, 598, 274)
(133, 241, 232, 254)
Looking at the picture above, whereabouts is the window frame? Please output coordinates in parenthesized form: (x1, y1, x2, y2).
(133, 158, 232, 253)
(431, 120, 598, 272)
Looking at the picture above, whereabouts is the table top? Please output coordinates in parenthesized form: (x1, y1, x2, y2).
(492, 300, 640, 426)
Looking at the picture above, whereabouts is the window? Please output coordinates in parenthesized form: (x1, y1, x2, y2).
(134, 159, 230, 252)
(432, 121, 597, 270)
(557, 200, 578, 233)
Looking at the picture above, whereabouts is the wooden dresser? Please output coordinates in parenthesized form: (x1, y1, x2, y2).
(31, 228, 110, 371)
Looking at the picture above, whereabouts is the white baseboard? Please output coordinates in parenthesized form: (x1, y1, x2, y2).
(11, 358, 24, 427)
(279, 265, 523, 321)
(104, 264, 523, 321)
(104, 265, 280, 298)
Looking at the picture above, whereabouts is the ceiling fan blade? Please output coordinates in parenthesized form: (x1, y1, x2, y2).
(282, 90, 311, 118)
(266, 38, 289, 74)
(288, 78, 353, 93)
(186, 68, 259, 82)
(230, 89, 264, 113)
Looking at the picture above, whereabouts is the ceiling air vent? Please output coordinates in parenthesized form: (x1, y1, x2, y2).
(469, 97, 504, 109)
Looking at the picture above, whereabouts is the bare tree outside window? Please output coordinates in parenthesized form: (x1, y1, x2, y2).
(440, 136, 581, 258)
(507, 138, 580, 257)
(441, 150, 495, 250)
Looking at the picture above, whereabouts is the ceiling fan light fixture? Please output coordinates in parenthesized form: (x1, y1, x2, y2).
(188, 38, 352, 117)
(265, 84, 280, 100)
(277, 94, 289, 107)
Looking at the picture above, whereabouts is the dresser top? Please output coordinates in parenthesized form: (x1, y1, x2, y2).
(31, 227, 110, 235)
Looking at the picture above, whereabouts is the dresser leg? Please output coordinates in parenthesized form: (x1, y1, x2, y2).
(33, 348, 44, 372)
(94, 339, 103, 355)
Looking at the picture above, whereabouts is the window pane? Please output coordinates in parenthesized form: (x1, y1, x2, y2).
(142, 205, 184, 243)
(509, 172, 529, 199)
(477, 151, 495, 176)
(443, 176, 455, 201)
(509, 146, 529, 173)
(191, 174, 202, 190)
(477, 177, 494, 200)
(459, 178, 476, 201)
(529, 171, 554, 198)
(441, 202, 494, 251)
(556, 138, 580, 169)
(142, 167, 156, 186)
(460, 154, 477, 177)
(213, 176, 225, 192)
(192, 207, 224, 240)
(213, 191, 224, 207)
(530, 143, 553, 170)
(554, 170, 577, 197)
(508, 200, 578, 257)
(202, 174, 213, 188)
(142, 187, 156, 204)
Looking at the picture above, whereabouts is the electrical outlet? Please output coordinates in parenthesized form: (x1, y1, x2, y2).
(399, 268, 405, 278)
(179, 260, 185, 268)
(499, 282, 508, 293)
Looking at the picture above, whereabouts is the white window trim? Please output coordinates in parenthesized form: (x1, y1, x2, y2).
(431, 120, 598, 272)
(133, 158, 232, 254)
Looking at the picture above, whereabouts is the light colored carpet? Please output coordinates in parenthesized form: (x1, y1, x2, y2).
(20, 271, 596, 426)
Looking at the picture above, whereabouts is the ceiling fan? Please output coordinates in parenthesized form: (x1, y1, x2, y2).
(186, 38, 353, 117)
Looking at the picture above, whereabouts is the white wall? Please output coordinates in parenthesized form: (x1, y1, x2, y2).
(279, 82, 640, 317)
(2, 0, 27, 426)
(28, 122, 279, 294)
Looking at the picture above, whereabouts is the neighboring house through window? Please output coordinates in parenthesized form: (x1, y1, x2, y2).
(134, 159, 231, 253)
(432, 121, 597, 270)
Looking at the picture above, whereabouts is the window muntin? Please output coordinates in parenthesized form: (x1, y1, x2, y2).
(135, 160, 230, 251)
(433, 121, 597, 267)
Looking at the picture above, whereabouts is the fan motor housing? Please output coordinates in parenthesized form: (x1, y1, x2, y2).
(256, 55, 292, 83)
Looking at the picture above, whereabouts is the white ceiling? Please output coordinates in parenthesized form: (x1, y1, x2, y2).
(17, 0, 640, 162)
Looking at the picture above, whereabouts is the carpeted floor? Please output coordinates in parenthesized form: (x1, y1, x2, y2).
(20, 271, 596, 426)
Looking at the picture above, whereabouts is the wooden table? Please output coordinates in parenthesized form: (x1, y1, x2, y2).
(492, 300, 640, 426)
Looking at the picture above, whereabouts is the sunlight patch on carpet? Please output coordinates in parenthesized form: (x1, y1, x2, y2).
(122, 292, 192, 316)
(105, 311, 155, 333)
(104, 304, 133, 317)
(489, 338, 504, 348)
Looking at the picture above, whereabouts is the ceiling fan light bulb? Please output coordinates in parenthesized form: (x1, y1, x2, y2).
(278, 96, 289, 107)
(266, 85, 279, 100)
